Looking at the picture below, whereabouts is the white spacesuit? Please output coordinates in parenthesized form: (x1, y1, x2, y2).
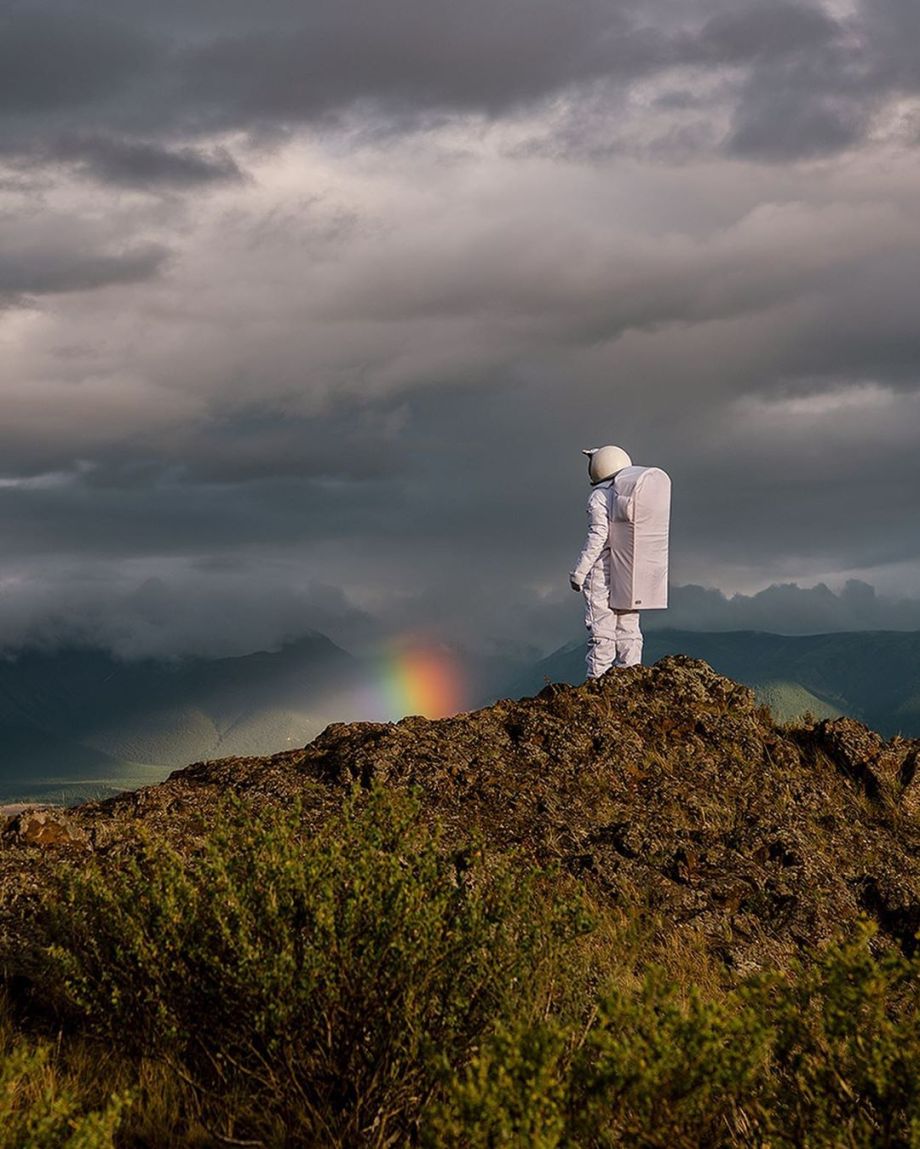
(570, 446, 671, 679)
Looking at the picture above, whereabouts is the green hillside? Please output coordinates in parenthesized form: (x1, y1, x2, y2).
(752, 680, 844, 724)
(0, 635, 355, 804)
(511, 629, 920, 736)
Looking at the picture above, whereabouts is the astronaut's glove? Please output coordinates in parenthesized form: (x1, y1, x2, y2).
(570, 575, 583, 593)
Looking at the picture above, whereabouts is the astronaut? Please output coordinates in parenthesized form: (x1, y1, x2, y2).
(570, 446, 671, 679)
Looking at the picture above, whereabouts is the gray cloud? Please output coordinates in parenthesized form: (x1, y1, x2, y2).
(53, 136, 243, 189)
(697, 2, 839, 62)
(652, 580, 920, 634)
(0, 10, 156, 115)
(3, 0, 920, 167)
(172, 1, 685, 128)
(718, 0, 920, 159)
(0, 243, 167, 296)
(0, 0, 919, 662)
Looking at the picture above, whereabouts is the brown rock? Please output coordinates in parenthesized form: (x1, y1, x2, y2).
(807, 716, 920, 813)
(3, 810, 85, 849)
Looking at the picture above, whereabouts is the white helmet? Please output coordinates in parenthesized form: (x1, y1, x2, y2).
(582, 445, 632, 484)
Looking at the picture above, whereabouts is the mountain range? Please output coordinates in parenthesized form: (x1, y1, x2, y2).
(509, 629, 920, 737)
(1, 628, 919, 804)
(0, 635, 356, 804)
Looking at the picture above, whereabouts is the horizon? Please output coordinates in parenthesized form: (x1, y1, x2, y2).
(2, 577, 920, 663)
(3, 624, 920, 809)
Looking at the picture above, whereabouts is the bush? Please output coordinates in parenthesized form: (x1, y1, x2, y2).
(20, 787, 919, 1147)
(426, 978, 767, 1149)
(428, 929, 920, 1149)
(748, 928, 920, 1148)
(423, 1018, 569, 1149)
(571, 973, 767, 1148)
(38, 787, 593, 1146)
(0, 1018, 127, 1149)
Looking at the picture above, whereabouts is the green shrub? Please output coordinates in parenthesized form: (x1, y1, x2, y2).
(20, 786, 919, 1147)
(426, 975, 767, 1149)
(38, 787, 593, 1146)
(0, 1031, 127, 1149)
(571, 973, 767, 1147)
(746, 928, 920, 1148)
(423, 1018, 569, 1148)
(428, 929, 920, 1149)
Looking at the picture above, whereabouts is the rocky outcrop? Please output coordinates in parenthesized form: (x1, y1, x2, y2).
(799, 716, 920, 815)
(1, 657, 917, 975)
(2, 809, 87, 849)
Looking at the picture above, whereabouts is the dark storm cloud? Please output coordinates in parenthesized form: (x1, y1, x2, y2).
(728, 87, 866, 160)
(719, 10, 871, 160)
(697, 1, 839, 61)
(0, 243, 167, 297)
(0, 0, 665, 168)
(5, 0, 920, 165)
(177, 1, 665, 122)
(713, 0, 920, 159)
(0, 468, 396, 560)
(157, 405, 413, 485)
(0, 9, 156, 114)
(52, 136, 243, 189)
(772, 252, 920, 388)
(671, 448, 920, 575)
(862, 0, 920, 88)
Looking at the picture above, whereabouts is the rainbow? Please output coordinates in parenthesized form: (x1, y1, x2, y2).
(381, 646, 466, 719)
(348, 644, 468, 722)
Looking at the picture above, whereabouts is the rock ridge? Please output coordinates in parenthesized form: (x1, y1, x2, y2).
(2, 656, 918, 974)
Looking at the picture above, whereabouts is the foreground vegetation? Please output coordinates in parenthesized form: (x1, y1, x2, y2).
(2, 788, 918, 1147)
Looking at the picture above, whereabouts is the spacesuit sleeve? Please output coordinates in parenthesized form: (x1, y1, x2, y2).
(570, 488, 609, 585)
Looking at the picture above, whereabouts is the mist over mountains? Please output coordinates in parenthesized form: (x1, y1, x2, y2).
(2, 575, 919, 668)
(647, 580, 920, 636)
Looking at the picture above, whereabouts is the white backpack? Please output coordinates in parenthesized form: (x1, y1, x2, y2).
(608, 466, 671, 610)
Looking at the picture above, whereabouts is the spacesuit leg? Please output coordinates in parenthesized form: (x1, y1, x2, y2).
(583, 561, 617, 678)
(614, 611, 643, 667)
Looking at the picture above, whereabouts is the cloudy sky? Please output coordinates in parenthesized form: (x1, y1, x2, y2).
(1, 0, 919, 659)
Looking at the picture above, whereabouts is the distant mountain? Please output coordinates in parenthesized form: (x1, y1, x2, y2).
(506, 629, 920, 737)
(0, 634, 523, 805)
(6, 627, 919, 806)
(0, 635, 356, 804)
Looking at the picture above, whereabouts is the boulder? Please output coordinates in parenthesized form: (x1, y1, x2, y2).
(2, 809, 86, 849)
